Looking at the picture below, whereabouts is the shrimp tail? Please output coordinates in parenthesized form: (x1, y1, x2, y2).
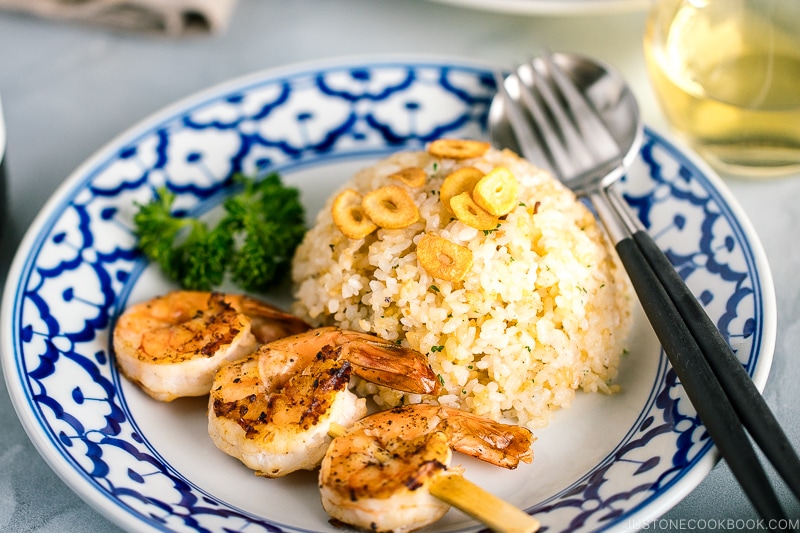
(236, 295, 311, 343)
(342, 339, 442, 395)
(440, 407, 534, 468)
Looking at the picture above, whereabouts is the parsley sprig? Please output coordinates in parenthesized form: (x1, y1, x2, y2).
(133, 173, 306, 292)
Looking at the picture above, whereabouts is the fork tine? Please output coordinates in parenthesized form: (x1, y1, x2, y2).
(520, 59, 595, 175)
(539, 51, 621, 163)
(493, 71, 555, 174)
(497, 52, 626, 187)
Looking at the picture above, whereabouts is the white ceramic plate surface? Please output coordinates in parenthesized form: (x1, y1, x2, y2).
(426, 0, 649, 15)
(1, 55, 775, 533)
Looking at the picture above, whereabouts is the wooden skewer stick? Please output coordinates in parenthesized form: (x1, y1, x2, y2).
(327, 423, 540, 533)
(429, 473, 540, 533)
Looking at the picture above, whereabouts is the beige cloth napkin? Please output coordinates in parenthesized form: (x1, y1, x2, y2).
(0, 0, 238, 36)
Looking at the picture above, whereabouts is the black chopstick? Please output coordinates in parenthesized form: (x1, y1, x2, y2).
(603, 187, 799, 524)
(606, 186, 800, 502)
(633, 227, 800, 499)
(614, 236, 788, 522)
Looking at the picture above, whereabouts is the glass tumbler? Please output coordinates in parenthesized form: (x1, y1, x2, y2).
(644, 0, 800, 177)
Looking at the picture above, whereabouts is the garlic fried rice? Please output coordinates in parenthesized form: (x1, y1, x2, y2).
(291, 141, 633, 430)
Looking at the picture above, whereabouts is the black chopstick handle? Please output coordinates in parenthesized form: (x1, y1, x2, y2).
(615, 236, 789, 522)
(633, 228, 800, 502)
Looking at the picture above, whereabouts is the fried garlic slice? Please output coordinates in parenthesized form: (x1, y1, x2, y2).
(416, 233, 473, 282)
(450, 192, 500, 231)
(428, 139, 490, 160)
(440, 166, 484, 214)
(472, 167, 519, 217)
(362, 185, 419, 229)
(389, 167, 427, 188)
(332, 189, 378, 239)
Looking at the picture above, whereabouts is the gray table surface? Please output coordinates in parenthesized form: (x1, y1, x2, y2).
(1, 1, 799, 531)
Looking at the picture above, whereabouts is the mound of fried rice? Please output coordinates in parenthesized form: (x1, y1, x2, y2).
(291, 143, 633, 430)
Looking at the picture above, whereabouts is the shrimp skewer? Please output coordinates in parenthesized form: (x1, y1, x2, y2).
(319, 404, 539, 533)
(113, 290, 310, 402)
(208, 327, 442, 478)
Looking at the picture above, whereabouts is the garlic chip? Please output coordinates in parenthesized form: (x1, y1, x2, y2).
(331, 189, 377, 239)
(428, 139, 490, 159)
(473, 166, 519, 216)
(389, 167, 427, 188)
(450, 192, 500, 230)
(440, 166, 484, 214)
(416, 233, 473, 282)
(362, 185, 419, 229)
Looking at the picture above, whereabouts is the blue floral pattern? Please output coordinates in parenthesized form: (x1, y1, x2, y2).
(2, 58, 771, 532)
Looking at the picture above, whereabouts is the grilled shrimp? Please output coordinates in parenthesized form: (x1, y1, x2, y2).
(207, 327, 442, 478)
(113, 290, 310, 401)
(319, 404, 534, 533)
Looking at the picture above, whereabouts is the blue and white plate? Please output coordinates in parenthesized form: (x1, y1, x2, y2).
(1, 56, 775, 533)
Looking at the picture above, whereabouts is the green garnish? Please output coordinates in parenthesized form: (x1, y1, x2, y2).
(133, 173, 306, 292)
(482, 223, 502, 236)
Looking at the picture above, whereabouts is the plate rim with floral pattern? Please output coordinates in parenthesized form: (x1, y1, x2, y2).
(0, 55, 776, 533)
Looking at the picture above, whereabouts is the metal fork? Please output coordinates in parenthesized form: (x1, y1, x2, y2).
(491, 52, 800, 522)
